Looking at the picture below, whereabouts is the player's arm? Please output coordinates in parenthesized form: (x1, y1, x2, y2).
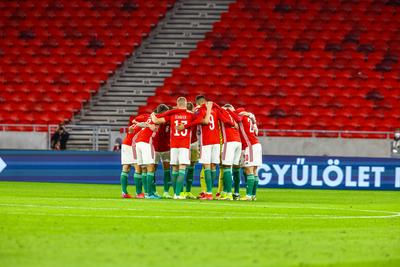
(147, 123, 157, 131)
(238, 111, 256, 124)
(181, 107, 208, 130)
(151, 112, 166, 124)
(201, 101, 213, 124)
(216, 107, 237, 128)
(249, 112, 259, 135)
(240, 111, 258, 135)
(227, 109, 242, 123)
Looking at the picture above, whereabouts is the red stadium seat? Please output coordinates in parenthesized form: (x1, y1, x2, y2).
(0, 0, 175, 129)
(141, 0, 400, 136)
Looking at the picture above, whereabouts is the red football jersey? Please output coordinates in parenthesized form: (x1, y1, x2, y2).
(185, 104, 235, 146)
(122, 114, 148, 146)
(199, 107, 220, 145)
(238, 113, 259, 148)
(160, 109, 195, 149)
(220, 110, 241, 143)
(191, 126, 198, 144)
(135, 117, 157, 144)
(153, 123, 170, 152)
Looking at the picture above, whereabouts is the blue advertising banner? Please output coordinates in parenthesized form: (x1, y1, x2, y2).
(258, 155, 400, 190)
(0, 150, 399, 190)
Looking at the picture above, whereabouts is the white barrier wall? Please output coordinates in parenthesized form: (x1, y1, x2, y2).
(258, 137, 392, 158)
(0, 132, 48, 149)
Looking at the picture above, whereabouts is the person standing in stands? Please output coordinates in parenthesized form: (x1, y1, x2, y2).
(51, 123, 69, 150)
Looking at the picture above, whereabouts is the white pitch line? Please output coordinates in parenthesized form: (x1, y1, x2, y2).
(2, 211, 400, 220)
(6, 196, 397, 216)
(0, 203, 261, 216)
(0, 203, 399, 220)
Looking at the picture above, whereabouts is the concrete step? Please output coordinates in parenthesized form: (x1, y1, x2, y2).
(71, 0, 235, 150)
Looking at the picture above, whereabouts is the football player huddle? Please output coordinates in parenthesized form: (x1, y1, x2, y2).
(119, 95, 262, 201)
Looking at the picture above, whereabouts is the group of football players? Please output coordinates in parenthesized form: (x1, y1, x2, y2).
(119, 95, 262, 201)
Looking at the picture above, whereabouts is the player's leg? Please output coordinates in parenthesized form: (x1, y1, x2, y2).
(120, 144, 135, 198)
(233, 149, 244, 199)
(252, 172, 259, 201)
(143, 143, 159, 199)
(174, 148, 190, 199)
(241, 146, 255, 201)
(162, 159, 172, 199)
(145, 164, 159, 199)
(170, 148, 179, 194)
(221, 142, 238, 200)
(240, 166, 255, 201)
(232, 142, 243, 200)
(210, 144, 221, 197)
(199, 145, 213, 199)
(133, 164, 144, 198)
(171, 165, 179, 195)
(232, 165, 241, 199)
(185, 143, 197, 199)
(185, 161, 196, 199)
(193, 143, 206, 197)
(136, 142, 149, 196)
(216, 167, 224, 199)
(141, 166, 148, 196)
(216, 144, 223, 198)
(120, 164, 132, 198)
(175, 164, 187, 199)
(199, 166, 206, 198)
(153, 152, 161, 196)
(251, 143, 262, 201)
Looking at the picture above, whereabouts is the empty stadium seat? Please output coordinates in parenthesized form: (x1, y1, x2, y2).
(0, 0, 175, 128)
(139, 0, 400, 137)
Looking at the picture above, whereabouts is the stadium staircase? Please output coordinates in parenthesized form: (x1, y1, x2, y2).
(68, 0, 235, 150)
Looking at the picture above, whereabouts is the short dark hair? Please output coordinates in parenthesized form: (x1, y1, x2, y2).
(156, 104, 169, 114)
(195, 95, 206, 104)
(187, 102, 194, 111)
(223, 103, 233, 108)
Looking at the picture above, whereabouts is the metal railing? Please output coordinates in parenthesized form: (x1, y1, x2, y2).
(0, 124, 395, 151)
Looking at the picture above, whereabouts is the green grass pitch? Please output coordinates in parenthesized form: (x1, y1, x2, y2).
(0, 182, 399, 267)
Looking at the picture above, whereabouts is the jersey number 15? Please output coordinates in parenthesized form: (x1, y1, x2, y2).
(174, 120, 187, 136)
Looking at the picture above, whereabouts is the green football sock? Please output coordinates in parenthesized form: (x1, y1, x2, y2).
(246, 174, 255, 196)
(163, 169, 171, 193)
(211, 169, 217, 184)
(204, 168, 212, 193)
(134, 173, 142, 194)
(186, 165, 194, 192)
(223, 167, 233, 193)
(172, 170, 178, 194)
(147, 172, 155, 196)
(175, 169, 186, 195)
(120, 171, 129, 194)
(233, 167, 241, 194)
(151, 175, 156, 195)
(253, 175, 259, 196)
(142, 172, 148, 194)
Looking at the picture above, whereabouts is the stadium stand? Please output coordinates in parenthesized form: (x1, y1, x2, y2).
(1, 0, 399, 149)
(67, 0, 234, 150)
(139, 0, 400, 136)
(0, 0, 175, 129)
